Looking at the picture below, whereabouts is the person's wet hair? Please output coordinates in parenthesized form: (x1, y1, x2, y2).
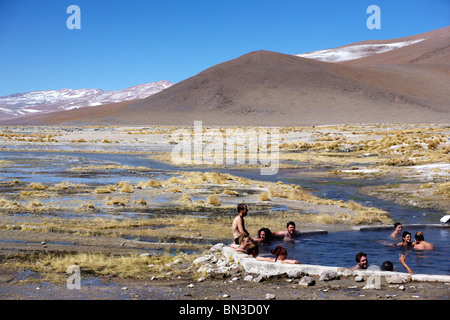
(415, 232, 424, 241)
(245, 242, 259, 257)
(258, 227, 273, 239)
(286, 221, 295, 228)
(355, 251, 367, 263)
(381, 261, 394, 271)
(271, 246, 287, 261)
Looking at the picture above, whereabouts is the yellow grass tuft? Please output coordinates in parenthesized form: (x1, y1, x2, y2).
(223, 189, 239, 196)
(136, 179, 162, 188)
(27, 182, 48, 190)
(118, 181, 134, 193)
(206, 195, 221, 206)
(94, 185, 116, 194)
(259, 192, 271, 201)
(288, 188, 316, 202)
(106, 198, 129, 206)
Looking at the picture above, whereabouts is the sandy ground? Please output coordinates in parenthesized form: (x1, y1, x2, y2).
(0, 124, 449, 302)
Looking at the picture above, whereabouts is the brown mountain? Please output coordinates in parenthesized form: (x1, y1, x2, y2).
(340, 25, 450, 66)
(5, 27, 449, 126)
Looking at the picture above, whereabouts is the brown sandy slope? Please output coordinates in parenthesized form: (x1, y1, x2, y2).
(4, 28, 449, 127)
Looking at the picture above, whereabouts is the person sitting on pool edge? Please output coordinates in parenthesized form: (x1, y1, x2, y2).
(232, 203, 249, 245)
(272, 221, 300, 241)
(381, 253, 414, 274)
(390, 222, 402, 238)
(256, 245, 301, 264)
(352, 251, 369, 270)
(397, 231, 413, 247)
(413, 231, 435, 250)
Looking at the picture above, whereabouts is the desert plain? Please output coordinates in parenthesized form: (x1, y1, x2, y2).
(0, 123, 448, 301)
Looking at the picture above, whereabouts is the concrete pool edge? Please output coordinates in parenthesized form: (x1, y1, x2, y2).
(221, 224, 450, 283)
(222, 247, 450, 283)
(353, 223, 450, 232)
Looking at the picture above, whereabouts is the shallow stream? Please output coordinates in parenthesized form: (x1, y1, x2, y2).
(1, 151, 448, 276)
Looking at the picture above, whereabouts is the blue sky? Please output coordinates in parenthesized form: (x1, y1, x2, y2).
(0, 0, 448, 96)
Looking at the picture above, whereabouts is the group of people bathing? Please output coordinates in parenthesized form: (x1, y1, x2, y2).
(231, 203, 301, 264)
(354, 223, 435, 274)
(391, 222, 435, 250)
(231, 204, 435, 273)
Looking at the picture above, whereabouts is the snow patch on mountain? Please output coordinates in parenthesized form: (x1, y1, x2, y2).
(0, 80, 173, 120)
(297, 39, 425, 63)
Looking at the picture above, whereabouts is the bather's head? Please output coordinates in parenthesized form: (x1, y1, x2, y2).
(355, 251, 368, 269)
(271, 246, 288, 261)
(381, 261, 394, 271)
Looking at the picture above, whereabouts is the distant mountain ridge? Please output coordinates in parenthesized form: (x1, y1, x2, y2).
(2, 26, 449, 126)
(0, 80, 173, 121)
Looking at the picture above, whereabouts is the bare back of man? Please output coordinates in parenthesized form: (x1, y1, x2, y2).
(414, 240, 435, 250)
(232, 204, 249, 243)
(414, 231, 435, 250)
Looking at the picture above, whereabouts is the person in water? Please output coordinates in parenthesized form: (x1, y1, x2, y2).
(232, 203, 249, 244)
(352, 251, 369, 270)
(397, 231, 413, 247)
(381, 253, 414, 274)
(390, 222, 403, 238)
(256, 245, 301, 264)
(272, 221, 300, 241)
(253, 227, 273, 244)
(245, 241, 259, 257)
(230, 234, 260, 257)
(230, 234, 251, 252)
(413, 231, 435, 250)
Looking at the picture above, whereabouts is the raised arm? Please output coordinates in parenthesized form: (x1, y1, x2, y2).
(399, 254, 414, 274)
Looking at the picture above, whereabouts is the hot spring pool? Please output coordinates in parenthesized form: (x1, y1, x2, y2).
(258, 225, 450, 275)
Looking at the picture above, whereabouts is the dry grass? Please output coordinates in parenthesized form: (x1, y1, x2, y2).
(3, 251, 197, 283)
(136, 179, 162, 188)
(288, 188, 317, 202)
(222, 189, 239, 196)
(27, 182, 49, 190)
(206, 195, 221, 206)
(118, 181, 134, 193)
(94, 185, 116, 193)
(259, 192, 270, 201)
(435, 182, 450, 196)
(106, 198, 129, 206)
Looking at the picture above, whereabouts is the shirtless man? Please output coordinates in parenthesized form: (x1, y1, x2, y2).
(232, 203, 249, 244)
(352, 251, 369, 270)
(414, 231, 435, 250)
(273, 221, 299, 241)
